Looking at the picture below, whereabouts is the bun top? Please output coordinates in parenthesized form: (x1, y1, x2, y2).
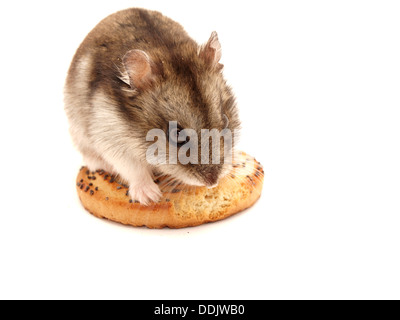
(76, 151, 264, 228)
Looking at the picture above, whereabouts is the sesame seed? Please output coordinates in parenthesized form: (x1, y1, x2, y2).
(91, 176, 96, 180)
(134, 200, 139, 203)
(80, 179, 83, 183)
(87, 176, 92, 180)
(129, 199, 133, 203)
(125, 191, 129, 196)
(255, 172, 260, 177)
(80, 184, 84, 190)
(77, 182, 81, 187)
(117, 186, 122, 190)
(85, 170, 90, 175)
(90, 190, 94, 196)
(154, 179, 160, 184)
(104, 175, 109, 180)
(105, 197, 109, 201)
(166, 199, 170, 202)
(85, 186, 90, 192)
(95, 187, 98, 191)
(257, 166, 262, 171)
(109, 177, 115, 183)
(89, 183, 93, 186)
(171, 189, 181, 193)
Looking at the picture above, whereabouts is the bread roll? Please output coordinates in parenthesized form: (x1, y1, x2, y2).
(76, 151, 264, 228)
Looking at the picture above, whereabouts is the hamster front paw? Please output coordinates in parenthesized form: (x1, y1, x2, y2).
(129, 180, 162, 206)
(83, 154, 114, 173)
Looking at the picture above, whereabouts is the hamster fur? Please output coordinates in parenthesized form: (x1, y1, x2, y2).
(64, 8, 240, 205)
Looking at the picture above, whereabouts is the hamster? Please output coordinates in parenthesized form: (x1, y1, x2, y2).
(64, 8, 240, 205)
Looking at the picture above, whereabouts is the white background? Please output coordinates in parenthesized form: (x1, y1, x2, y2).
(0, 0, 399, 300)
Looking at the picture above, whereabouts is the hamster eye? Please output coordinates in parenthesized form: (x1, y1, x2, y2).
(168, 125, 190, 147)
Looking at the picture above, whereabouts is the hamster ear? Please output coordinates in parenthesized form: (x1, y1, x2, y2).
(199, 31, 223, 70)
(122, 50, 156, 90)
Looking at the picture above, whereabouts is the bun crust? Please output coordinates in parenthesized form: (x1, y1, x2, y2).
(76, 151, 264, 229)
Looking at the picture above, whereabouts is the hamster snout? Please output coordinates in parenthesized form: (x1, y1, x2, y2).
(64, 8, 240, 205)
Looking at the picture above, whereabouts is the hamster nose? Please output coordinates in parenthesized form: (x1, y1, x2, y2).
(204, 171, 219, 187)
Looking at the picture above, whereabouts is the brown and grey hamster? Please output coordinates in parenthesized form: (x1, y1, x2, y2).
(64, 8, 240, 205)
